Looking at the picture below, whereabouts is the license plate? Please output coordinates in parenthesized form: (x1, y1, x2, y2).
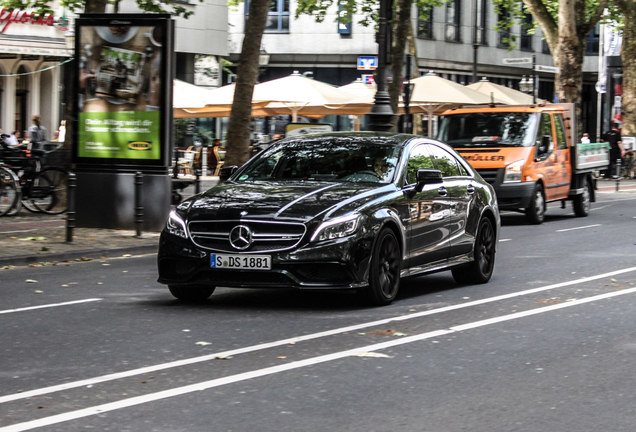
(210, 254, 271, 270)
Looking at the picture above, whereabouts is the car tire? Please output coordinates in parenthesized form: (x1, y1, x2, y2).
(573, 177, 591, 217)
(525, 183, 545, 224)
(452, 217, 496, 285)
(168, 284, 215, 302)
(365, 228, 401, 306)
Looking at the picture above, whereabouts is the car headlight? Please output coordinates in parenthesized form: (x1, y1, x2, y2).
(166, 210, 188, 239)
(311, 214, 360, 242)
(503, 160, 524, 183)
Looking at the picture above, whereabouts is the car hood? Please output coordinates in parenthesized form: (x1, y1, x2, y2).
(186, 181, 391, 222)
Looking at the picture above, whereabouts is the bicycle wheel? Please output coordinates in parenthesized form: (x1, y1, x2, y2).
(0, 166, 20, 216)
(31, 168, 68, 214)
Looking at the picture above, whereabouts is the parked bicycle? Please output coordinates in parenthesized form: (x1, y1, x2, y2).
(0, 136, 68, 216)
(0, 164, 20, 216)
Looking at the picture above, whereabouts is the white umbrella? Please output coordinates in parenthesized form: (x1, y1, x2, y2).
(173, 83, 271, 118)
(253, 71, 361, 122)
(467, 78, 546, 105)
(407, 72, 494, 136)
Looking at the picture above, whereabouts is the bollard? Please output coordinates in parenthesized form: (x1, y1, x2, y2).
(616, 158, 622, 192)
(66, 172, 76, 244)
(195, 169, 201, 194)
(134, 171, 144, 238)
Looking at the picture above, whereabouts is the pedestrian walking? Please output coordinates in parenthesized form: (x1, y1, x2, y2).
(602, 123, 624, 178)
(28, 114, 47, 148)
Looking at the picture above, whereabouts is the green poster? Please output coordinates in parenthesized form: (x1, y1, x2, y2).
(79, 111, 161, 159)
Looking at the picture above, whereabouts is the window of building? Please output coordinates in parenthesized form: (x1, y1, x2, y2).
(542, 39, 551, 54)
(445, 0, 461, 42)
(473, 0, 487, 45)
(520, 13, 533, 51)
(245, 0, 290, 33)
(417, 7, 434, 39)
(497, 9, 511, 48)
(586, 24, 600, 55)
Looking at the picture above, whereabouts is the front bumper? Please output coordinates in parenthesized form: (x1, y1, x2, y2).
(157, 231, 372, 290)
(494, 181, 537, 210)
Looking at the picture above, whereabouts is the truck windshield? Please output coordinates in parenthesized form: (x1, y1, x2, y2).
(437, 112, 539, 147)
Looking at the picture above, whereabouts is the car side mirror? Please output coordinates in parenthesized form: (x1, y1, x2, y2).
(219, 166, 238, 182)
(536, 135, 551, 160)
(415, 168, 443, 192)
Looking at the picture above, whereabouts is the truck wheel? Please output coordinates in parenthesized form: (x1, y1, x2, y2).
(168, 285, 215, 302)
(525, 184, 545, 224)
(573, 177, 591, 217)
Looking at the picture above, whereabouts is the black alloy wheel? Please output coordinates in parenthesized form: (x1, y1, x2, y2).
(365, 228, 401, 306)
(168, 284, 216, 302)
(452, 217, 496, 285)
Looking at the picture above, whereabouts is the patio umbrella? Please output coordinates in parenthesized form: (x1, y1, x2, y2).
(467, 78, 546, 105)
(407, 72, 494, 136)
(173, 83, 272, 118)
(253, 71, 363, 122)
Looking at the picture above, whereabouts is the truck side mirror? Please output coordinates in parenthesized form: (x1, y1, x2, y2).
(536, 135, 551, 160)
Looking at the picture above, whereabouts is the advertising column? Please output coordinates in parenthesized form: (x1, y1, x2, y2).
(73, 14, 173, 230)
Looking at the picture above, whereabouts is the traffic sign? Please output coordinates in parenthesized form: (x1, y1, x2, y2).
(357, 56, 378, 70)
(534, 65, 560, 73)
(502, 57, 532, 65)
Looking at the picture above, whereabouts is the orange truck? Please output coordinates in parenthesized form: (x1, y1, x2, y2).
(437, 103, 609, 223)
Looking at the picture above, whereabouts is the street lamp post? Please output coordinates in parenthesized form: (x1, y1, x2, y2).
(367, 0, 396, 132)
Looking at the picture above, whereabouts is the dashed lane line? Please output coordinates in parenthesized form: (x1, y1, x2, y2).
(4, 285, 636, 432)
(1, 266, 635, 406)
(0, 299, 102, 315)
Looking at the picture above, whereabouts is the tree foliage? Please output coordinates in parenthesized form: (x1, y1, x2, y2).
(0, 0, 201, 18)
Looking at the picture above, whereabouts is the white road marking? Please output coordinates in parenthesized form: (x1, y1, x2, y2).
(1, 266, 635, 406)
(3, 286, 636, 432)
(556, 224, 601, 232)
(0, 299, 102, 315)
(499, 239, 512, 242)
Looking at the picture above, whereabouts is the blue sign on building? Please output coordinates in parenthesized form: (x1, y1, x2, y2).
(357, 56, 378, 70)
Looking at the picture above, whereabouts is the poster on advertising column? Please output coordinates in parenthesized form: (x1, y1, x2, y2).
(73, 14, 173, 166)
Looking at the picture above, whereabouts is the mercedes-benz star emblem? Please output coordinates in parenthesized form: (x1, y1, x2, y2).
(229, 225, 252, 250)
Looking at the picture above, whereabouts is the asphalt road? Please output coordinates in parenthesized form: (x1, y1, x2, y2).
(1, 190, 636, 432)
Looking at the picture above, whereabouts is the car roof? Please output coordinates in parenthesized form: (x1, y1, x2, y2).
(280, 131, 417, 147)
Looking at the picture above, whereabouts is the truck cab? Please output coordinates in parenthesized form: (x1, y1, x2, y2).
(437, 104, 607, 223)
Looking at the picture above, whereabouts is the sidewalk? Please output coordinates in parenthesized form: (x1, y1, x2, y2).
(0, 176, 633, 267)
(0, 175, 219, 267)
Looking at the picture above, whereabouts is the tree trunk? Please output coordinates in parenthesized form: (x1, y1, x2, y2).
(619, 2, 636, 136)
(224, 0, 270, 167)
(388, 0, 413, 131)
(553, 0, 583, 105)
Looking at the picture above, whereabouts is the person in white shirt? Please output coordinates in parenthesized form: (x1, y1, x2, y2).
(5, 130, 23, 147)
(581, 133, 591, 143)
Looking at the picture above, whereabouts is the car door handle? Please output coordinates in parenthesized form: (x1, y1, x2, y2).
(438, 187, 448, 196)
(467, 184, 475, 194)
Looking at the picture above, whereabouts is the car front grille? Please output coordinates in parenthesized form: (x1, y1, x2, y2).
(188, 219, 306, 253)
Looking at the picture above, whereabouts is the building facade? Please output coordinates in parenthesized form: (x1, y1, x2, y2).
(227, 1, 602, 136)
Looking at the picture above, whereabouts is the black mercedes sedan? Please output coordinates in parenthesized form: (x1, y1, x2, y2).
(158, 132, 500, 306)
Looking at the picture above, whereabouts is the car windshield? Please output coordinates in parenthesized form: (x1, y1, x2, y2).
(438, 112, 539, 147)
(236, 139, 401, 184)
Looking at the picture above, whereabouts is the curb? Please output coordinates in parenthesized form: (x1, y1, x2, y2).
(0, 244, 158, 267)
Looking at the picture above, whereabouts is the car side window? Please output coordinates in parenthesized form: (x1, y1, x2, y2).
(428, 145, 461, 177)
(406, 145, 436, 184)
(554, 114, 567, 150)
(536, 113, 554, 159)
